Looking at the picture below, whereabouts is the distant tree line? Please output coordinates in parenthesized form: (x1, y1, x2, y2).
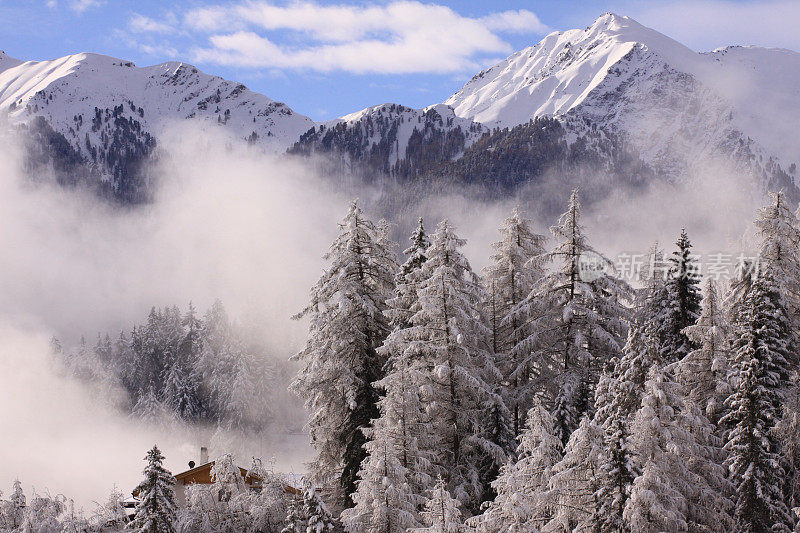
(53, 300, 283, 435)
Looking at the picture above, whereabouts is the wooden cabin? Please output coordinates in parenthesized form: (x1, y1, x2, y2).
(171, 447, 300, 507)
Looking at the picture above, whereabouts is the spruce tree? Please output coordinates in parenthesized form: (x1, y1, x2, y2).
(7, 479, 25, 530)
(304, 487, 339, 533)
(292, 200, 398, 508)
(283, 495, 308, 533)
(658, 229, 702, 366)
(130, 445, 177, 533)
(722, 269, 794, 533)
(624, 368, 692, 532)
(392, 217, 430, 330)
(341, 425, 422, 532)
(592, 368, 636, 533)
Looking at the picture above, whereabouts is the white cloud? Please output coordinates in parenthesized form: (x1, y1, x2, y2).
(69, 0, 103, 13)
(625, 0, 800, 52)
(183, 1, 549, 74)
(129, 13, 174, 34)
(481, 9, 549, 33)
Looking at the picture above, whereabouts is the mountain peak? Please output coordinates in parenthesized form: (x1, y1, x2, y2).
(444, 13, 700, 126)
(0, 49, 22, 73)
(591, 12, 634, 29)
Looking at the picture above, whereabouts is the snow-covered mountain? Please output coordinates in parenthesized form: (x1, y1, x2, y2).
(445, 13, 799, 185)
(0, 50, 314, 200)
(289, 103, 485, 178)
(2, 12, 799, 203)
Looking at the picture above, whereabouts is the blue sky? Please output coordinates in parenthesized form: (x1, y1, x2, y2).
(1, 0, 798, 120)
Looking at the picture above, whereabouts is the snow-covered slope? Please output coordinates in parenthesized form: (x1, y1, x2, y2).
(0, 51, 314, 199)
(290, 102, 485, 177)
(0, 52, 314, 151)
(445, 13, 800, 181)
(2, 13, 798, 201)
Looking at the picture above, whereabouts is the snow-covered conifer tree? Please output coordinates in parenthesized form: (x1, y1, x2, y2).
(411, 477, 463, 533)
(130, 445, 177, 533)
(5, 479, 26, 530)
(677, 278, 731, 424)
(388, 217, 430, 332)
(754, 191, 800, 325)
(610, 244, 668, 421)
(722, 268, 794, 532)
(679, 398, 734, 533)
(389, 219, 502, 511)
(656, 230, 702, 366)
(343, 218, 435, 529)
(341, 423, 422, 532)
(512, 189, 631, 444)
(292, 200, 398, 508)
(304, 487, 339, 533)
(545, 416, 603, 532)
(469, 399, 562, 532)
(623, 368, 692, 532)
(777, 374, 800, 531)
(283, 495, 307, 533)
(483, 207, 547, 439)
(587, 365, 635, 533)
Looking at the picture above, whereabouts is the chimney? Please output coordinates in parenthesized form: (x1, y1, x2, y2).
(200, 446, 209, 464)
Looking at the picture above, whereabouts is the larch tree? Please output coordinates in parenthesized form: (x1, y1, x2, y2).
(130, 445, 177, 533)
(469, 399, 563, 532)
(291, 200, 398, 508)
(342, 218, 435, 530)
(94, 486, 129, 531)
(483, 207, 547, 441)
(722, 269, 794, 533)
(755, 191, 800, 326)
(512, 189, 631, 445)
(398, 219, 504, 512)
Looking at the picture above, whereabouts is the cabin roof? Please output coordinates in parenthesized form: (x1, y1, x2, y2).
(172, 460, 301, 494)
(174, 461, 253, 483)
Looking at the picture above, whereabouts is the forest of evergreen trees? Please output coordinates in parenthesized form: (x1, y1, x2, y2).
(291, 190, 800, 532)
(51, 300, 287, 435)
(5, 188, 800, 533)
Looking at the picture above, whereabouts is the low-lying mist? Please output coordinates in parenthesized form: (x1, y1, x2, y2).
(0, 121, 767, 507)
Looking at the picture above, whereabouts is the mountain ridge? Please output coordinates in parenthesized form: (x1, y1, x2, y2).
(1, 12, 798, 203)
